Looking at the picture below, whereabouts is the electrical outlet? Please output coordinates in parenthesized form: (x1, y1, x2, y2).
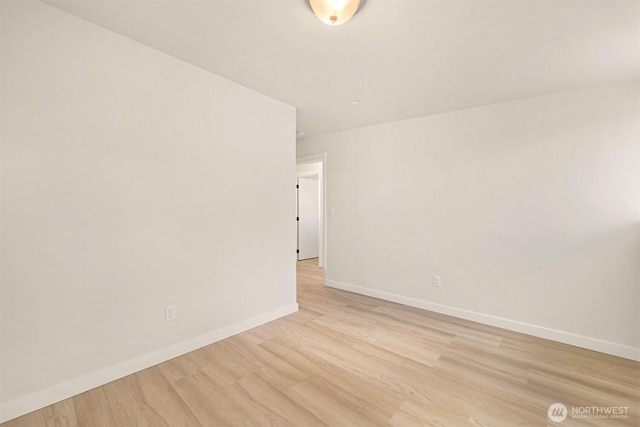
(433, 275, 442, 287)
(165, 305, 176, 322)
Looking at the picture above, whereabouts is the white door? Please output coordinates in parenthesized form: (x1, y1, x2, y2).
(297, 177, 320, 260)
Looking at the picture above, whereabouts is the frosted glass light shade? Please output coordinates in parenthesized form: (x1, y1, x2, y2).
(309, 0, 363, 26)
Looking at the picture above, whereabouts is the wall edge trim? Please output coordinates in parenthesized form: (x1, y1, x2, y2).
(326, 279, 639, 362)
(0, 303, 299, 423)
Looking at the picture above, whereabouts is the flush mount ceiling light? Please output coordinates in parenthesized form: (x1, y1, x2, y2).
(306, 0, 366, 26)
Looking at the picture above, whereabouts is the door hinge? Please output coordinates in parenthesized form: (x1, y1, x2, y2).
(296, 217, 299, 221)
(296, 249, 299, 254)
(296, 184, 299, 189)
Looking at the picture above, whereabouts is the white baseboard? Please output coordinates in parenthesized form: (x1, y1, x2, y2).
(0, 303, 298, 423)
(326, 279, 640, 362)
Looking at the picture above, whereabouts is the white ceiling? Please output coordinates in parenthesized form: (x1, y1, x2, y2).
(45, 0, 638, 138)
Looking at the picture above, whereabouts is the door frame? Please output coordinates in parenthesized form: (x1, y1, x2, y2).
(296, 153, 327, 269)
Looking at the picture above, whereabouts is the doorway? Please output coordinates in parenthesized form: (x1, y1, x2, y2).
(297, 176, 319, 260)
(296, 154, 326, 268)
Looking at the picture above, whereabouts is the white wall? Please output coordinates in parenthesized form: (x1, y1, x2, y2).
(298, 82, 639, 360)
(296, 162, 322, 178)
(1, 1, 296, 421)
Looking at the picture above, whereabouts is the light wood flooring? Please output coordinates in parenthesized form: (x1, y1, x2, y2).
(3, 259, 639, 426)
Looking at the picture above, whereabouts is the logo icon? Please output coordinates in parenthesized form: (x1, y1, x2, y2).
(548, 403, 568, 423)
